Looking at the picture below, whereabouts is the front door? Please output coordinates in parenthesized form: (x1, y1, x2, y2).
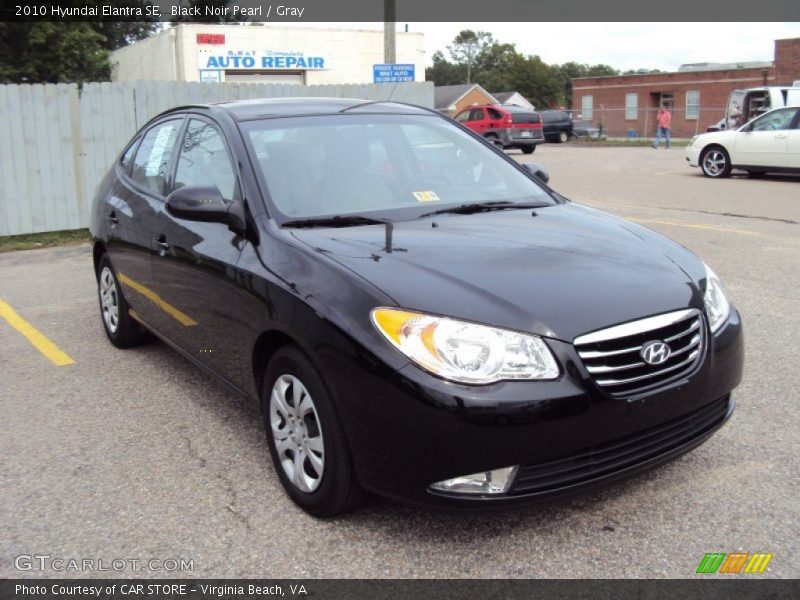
(149, 116, 249, 388)
(734, 108, 798, 167)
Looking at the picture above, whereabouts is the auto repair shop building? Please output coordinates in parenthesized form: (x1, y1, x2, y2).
(571, 37, 800, 138)
(110, 23, 426, 86)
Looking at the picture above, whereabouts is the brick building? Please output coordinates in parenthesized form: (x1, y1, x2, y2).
(571, 38, 800, 138)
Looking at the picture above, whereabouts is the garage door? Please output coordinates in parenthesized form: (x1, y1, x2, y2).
(224, 71, 304, 85)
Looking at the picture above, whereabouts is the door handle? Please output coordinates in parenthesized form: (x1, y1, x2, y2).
(157, 240, 170, 251)
(107, 211, 119, 224)
(774, 134, 787, 139)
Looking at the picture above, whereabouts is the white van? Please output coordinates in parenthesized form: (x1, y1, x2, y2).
(723, 84, 800, 129)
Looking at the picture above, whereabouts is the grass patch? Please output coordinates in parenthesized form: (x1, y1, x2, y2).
(0, 229, 90, 253)
(570, 138, 690, 148)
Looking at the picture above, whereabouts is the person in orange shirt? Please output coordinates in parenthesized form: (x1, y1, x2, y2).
(653, 106, 672, 149)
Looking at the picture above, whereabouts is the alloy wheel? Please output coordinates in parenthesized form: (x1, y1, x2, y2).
(99, 267, 119, 334)
(702, 150, 727, 177)
(270, 374, 325, 493)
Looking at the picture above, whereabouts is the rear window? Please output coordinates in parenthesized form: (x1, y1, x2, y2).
(543, 111, 570, 123)
(511, 112, 541, 124)
(130, 119, 182, 196)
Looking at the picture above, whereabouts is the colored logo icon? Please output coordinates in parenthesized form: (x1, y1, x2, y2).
(696, 552, 773, 574)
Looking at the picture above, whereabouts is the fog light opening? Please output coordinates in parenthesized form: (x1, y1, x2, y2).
(429, 466, 519, 495)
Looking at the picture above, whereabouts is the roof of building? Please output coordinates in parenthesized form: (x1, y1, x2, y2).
(433, 84, 497, 110)
(678, 61, 773, 72)
(492, 92, 520, 104)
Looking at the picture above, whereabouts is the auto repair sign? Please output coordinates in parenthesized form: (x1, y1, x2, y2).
(198, 49, 330, 70)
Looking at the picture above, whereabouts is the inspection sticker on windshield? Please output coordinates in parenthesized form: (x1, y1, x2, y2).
(412, 191, 441, 203)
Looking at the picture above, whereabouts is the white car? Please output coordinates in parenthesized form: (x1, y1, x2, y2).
(685, 106, 800, 178)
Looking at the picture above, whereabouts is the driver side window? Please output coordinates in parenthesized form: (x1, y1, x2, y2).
(174, 119, 238, 202)
(751, 109, 798, 132)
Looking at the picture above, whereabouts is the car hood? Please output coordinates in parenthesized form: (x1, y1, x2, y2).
(693, 130, 738, 145)
(289, 203, 706, 342)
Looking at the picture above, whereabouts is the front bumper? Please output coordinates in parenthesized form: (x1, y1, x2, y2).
(685, 145, 702, 167)
(321, 308, 743, 509)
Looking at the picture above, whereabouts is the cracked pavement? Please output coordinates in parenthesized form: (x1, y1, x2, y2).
(1, 146, 798, 578)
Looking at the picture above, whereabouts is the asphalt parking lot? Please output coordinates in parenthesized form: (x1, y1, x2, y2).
(2, 145, 798, 579)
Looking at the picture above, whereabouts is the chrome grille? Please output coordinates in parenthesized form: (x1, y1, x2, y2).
(574, 309, 704, 398)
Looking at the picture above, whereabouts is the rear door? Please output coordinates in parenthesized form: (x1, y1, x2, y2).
(733, 108, 798, 167)
(109, 117, 184, 328)
(467, 107, 488, 133)
(149, 116, 249, 385)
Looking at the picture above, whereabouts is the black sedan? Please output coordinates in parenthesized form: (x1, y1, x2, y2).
(90, 98, 743, 516)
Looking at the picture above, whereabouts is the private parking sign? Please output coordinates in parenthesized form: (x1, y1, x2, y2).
(373, 64, 415, 83)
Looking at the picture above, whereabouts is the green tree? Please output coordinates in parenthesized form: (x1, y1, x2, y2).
(425, 51, 468, 86)
(0, 22, 109, 83)
(0, 0, 159, 84)
(558, 62, 619, 107)
(448, 30, 497, 84)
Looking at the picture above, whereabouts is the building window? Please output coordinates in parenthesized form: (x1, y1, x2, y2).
(625, 93, 638, 120)
(582, 95, 593, 120)
(686, 91, 700, 119)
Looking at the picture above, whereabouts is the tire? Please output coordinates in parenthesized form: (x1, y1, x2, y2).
(558, 130, 569, 143)
(262, 345, 366, 517)
(700, 146, 732, 178)
(96, 253, 150, 348)
(521, 146, 535, 154)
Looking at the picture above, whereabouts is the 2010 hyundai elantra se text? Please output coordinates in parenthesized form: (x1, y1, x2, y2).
(90, 98, 743, 516)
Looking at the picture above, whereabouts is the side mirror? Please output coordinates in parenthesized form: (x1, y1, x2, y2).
(165, 186, 246, 234)
(523, 162, 550, 184)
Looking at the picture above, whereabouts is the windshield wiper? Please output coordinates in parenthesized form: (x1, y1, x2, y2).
(419, 201, 548, 218)
(282, 215, 392, 228)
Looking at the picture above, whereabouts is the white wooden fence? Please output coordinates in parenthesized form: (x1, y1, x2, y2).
(0, 80, 434, 236)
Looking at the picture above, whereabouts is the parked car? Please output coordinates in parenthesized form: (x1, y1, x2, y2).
(572, 119, 608, 140)
(685, 105, 800, 178)
(453, 104, 544, 153)
(91, 98, 743, 517)
(539, 110, 574, 142)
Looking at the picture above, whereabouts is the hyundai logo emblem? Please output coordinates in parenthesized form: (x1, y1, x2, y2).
(641, 341, 671, 365)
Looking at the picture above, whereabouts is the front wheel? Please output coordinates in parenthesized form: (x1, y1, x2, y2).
(558, 130, 569, 143)
(521, 146, 535, 154)
(700, 147, 732, 178)
(262, 346, 366, 517)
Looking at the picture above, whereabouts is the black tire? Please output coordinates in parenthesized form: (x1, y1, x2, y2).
(262, 345, 366, 517)
(558, 130, 569, 143)
(521, 146, 535, 154)
(747, 170, 767, 178)
(700, 146, 732, 178)
(96, 253, 150, 348)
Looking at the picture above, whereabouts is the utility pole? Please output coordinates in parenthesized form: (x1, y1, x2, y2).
(384, 0, 396, 64)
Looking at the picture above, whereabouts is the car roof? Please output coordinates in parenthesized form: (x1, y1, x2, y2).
(159, 97, 434, 122)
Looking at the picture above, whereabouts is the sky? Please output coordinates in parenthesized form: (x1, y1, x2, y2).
(294, 22, 800, 72)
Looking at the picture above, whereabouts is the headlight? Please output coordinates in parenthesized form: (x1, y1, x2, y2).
(703, 262, 730, 333)
(690, 135, 699, 147)
(371, 308, 559, 384)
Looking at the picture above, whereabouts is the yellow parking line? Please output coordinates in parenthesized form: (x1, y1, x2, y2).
(0, 299, 75, 366)
(117, 272, 198, 327)
(628, 218, 759, 236)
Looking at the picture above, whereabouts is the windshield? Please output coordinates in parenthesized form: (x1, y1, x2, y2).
(241, 113, 555, 223)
